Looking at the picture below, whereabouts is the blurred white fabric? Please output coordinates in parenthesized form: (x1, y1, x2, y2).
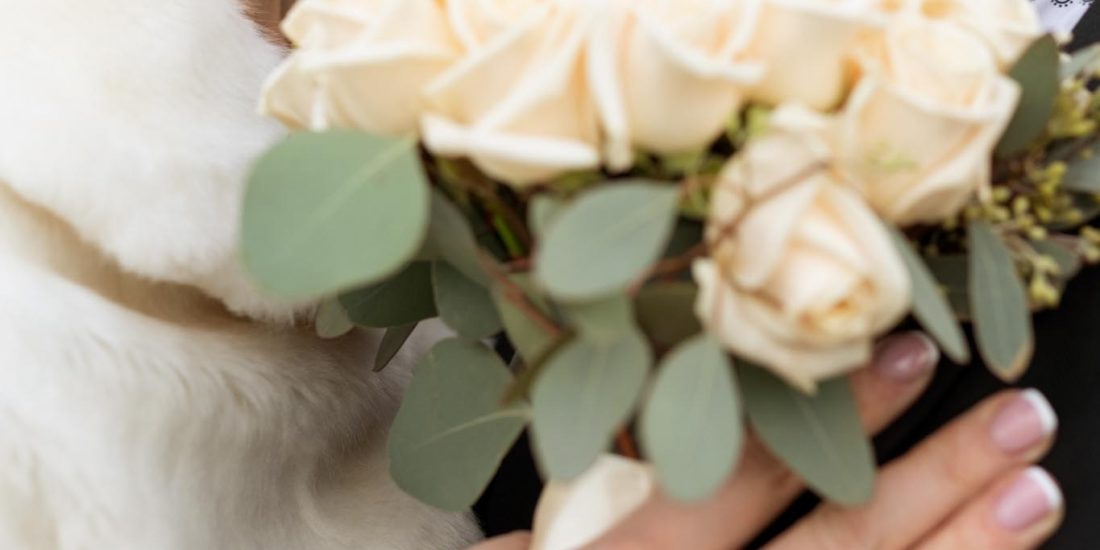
(1033, 0, 1091, 35)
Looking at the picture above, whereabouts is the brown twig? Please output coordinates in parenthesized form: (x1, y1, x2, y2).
(646, 242, 709, 279)
(478, 252, 563, 339)
(504, 257, 533, 273)
(616, 428, 639, 460)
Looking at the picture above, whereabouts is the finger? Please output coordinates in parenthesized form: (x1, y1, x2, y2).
(919, 467, 1064, 550)
(584, 332, 939, 550)
(849, 332, 942, 433)
(768, 389, 1058, 550)
(468, 532, 532, 550)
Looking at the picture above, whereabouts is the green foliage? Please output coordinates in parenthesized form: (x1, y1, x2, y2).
(968, 221, 1034, 381)
(562, 293, 635, 344)
(528, 195, 566, 239)
(315, 298, 354, 339)
(433, 263, 503, 340)
(1033, 239, 1082, 282)
(635, 282, 703, 350)
(997, 35, 1060, 156)
(888, 228, 970, 364)
(1062, 44, 1100, 80)
(641, 335, 742, 501)
(491, 276, 559, 364)
(925, 255, 971, 319)
(1062, 142, 1100, 193)
(536, 181, 681, 301)
(374, 323, 418, 372)
(425, 191, 492, 286)
(242, 131, 430, 298)
(340, 262, 437, 328)
(532, 330, 651, 480)
(741, 367, 875, 506)
(389, 339, 528, 511)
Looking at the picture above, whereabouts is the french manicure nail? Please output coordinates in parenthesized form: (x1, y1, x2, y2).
(989, 389, 1058, 454)
(873, 332, 939, 383)
(995, 467, 1063, 531)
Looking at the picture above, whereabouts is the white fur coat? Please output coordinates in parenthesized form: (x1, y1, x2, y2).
(0, 0, 480, 548)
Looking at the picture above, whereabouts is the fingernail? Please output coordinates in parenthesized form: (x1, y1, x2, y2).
(989, 389, 1058, 454)
(995, 467, 1063, 531)
(873, 332, 939, 383)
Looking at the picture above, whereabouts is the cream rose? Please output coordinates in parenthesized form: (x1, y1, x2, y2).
(695, 106, 910, 392)
(746, 0, 884, 110)
(834, 18, 1020, 226)
(420, 1, 600, 186)
(259, 0, 460, 134)
(886, 0, 1042, 67)
(586, 0, 765, 171)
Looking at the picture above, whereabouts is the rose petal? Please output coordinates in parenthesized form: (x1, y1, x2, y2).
(694, 260, 872, 393)
(422, 115, 599, 185)
(530, 455, 655, 550)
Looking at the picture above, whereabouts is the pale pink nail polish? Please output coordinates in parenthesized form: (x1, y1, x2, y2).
(995, 467, 1063, 531)
(873, 332, 939, 383)
(989, 389, 1058, 454)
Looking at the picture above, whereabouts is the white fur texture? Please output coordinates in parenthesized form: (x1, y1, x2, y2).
(0, 1, 480, 548)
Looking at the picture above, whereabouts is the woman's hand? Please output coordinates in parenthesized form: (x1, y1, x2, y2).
(474, 332, 1062, 549)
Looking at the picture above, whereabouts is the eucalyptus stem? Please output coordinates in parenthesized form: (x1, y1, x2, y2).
(616, 429, 639, 460)
(478, 252, 563, 339)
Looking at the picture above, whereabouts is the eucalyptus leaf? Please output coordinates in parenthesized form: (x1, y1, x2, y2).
(741, 367, 875, 506)
(1033, 239, 1082, 282)
(888, 228, 970, 364)
(997, 35, 1059, 156)
(641, 335, 742, 501)
(563, 294, 635, 344)
(636, 283, 702, 349)
(426, 191, 491, 286)
(968, 221, 1034, 381)
(532, 330, 651, 480)
(1062, 43, 1100, 80)
(433, 263, 503, 340)
(492, 276, 560, 364)
(315, 298, 354, 339)
(925, 255, 971, 320)
(340, 262, 437, 328)
(389, 339, 529, 511)
(536, 181, 681, 301)
(374, 322, 418, 372)
(242, 131, 429, 298)
(529, 195, 566, 239)
(1062, 142, 1100, 193)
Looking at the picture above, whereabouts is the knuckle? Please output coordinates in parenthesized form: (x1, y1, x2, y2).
(936, 426, 983, 491)
(940, 517, 999, 550)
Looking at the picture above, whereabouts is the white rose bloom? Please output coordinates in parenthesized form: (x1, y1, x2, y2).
(836, 17, 1020, 226)
(746, 0, 884, 110)
(260, 0, 461, 134)
(697, 106, 911, 392)
(885, 0, 1042, 66)
(587, 0, 766, 171)
(421, 1, 601, 186)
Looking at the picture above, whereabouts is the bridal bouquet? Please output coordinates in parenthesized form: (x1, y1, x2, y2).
(242, 0, 1100, 530)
